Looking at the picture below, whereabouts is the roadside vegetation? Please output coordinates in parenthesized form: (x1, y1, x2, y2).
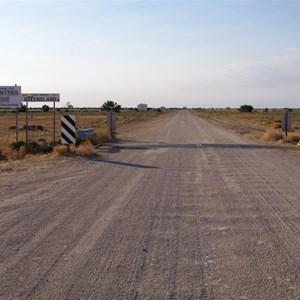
(1, 106, 299, 161)
(0, 108, 167, 160)
(192, 108, 300, 144)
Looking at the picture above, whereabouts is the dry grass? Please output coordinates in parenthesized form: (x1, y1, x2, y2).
(0, 109, 165, 159)
(11, 146, 27, 159)
(0, 133, 27, 159)
(287, 132, 300, 143)
(192, 108, 300, 144)
(271, 122, 282, 129)
(51, 141, 97, 157)
(51, 145, 69, 157)
(261, 130, 284, 142)
(261, 130, 300, 143)
(0, 109, 165, 141)
(0, 110, 167, 160)
(73, 140, 96, 156)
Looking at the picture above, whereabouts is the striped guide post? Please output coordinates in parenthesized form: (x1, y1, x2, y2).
(61, 115, 76, 145)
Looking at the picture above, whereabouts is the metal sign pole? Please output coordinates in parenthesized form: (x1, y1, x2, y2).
(25, 98, 28, 147)
(285, 111, 288, 139)
(53, 100, 56, 145)
(15, 108, 19, 143)
(282, 110, 291, 140)
(110, 111, 113, 136)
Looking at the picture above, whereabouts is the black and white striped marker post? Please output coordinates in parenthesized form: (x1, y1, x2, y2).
(61, 115, 76, 150)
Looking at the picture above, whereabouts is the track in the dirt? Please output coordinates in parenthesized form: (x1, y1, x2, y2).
(1, 110, 300, 299)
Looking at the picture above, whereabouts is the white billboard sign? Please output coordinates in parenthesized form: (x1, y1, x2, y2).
(0, 86, 22, 108)
(22, 93, 60, 102)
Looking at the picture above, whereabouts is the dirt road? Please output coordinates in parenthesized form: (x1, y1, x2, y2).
(1, 110, 300, 299)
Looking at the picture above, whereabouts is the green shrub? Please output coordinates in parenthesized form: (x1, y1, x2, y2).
(10, 141, 25, 150)
(39, 145, 53, 153)
(10, 141, 53, 154)
(75, 136, 83, 146)
(27, 141, 39, 153)
(36, 125, 44, 131)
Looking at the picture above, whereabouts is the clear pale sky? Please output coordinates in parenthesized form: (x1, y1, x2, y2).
(1, 0, 299, 108)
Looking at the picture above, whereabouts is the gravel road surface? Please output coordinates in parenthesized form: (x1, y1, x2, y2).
(1, 110, 300, 299)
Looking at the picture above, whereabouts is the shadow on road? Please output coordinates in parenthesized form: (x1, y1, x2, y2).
(86, 156, 160, 169)
(96, 146, 155, 155)
(98, 143, 289, 150)
(201, 143, 284, 149)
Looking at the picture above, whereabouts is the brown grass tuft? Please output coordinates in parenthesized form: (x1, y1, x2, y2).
(51, 140, 97, 157)
(73, 140, 96, 156)
(95, 129, 112, 143)
(287, 132, 300, 143)
(261, 130, 300, 143)
(7, 145, 27, 160)
(261, 130, 284, 142)
(271, 122, 281, 129)
(52, 145, 69, 157)
(0, 134, 27, 159)
(16, 146, 27, 159)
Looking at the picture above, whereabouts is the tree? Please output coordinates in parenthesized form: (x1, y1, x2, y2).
(101, 100, 121, 112)
(42, 104, 50, 112)
(239, 104, 254, 112)
(65, 102, 74, 109)
(18, 103, 26, 112)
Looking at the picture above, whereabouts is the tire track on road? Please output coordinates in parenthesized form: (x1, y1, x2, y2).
(202, 147, 300, 299)
(0, 151, 152, 299)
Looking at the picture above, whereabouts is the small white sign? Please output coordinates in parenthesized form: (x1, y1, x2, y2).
(22, 93, 60, 102)
(0, 86, 22, 108)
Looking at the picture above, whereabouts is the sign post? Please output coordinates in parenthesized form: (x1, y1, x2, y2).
(25, 97, 28, 147)
(22, 93, 60, 145)
(53, 100, 56, 145)
(281, 111, 292, 139)
(15, 108, 19, 143)
(107, 111, 116, 136)
(0, 86, 22, 143)
(61, 115, 76, 151)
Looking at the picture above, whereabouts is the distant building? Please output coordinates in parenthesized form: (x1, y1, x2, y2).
(137, 103, 148, 111)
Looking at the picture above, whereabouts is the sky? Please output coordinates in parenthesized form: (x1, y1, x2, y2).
(1, 0, 300, 108)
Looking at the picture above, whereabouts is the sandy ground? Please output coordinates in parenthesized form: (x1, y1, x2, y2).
(1, 110, 300, 299)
